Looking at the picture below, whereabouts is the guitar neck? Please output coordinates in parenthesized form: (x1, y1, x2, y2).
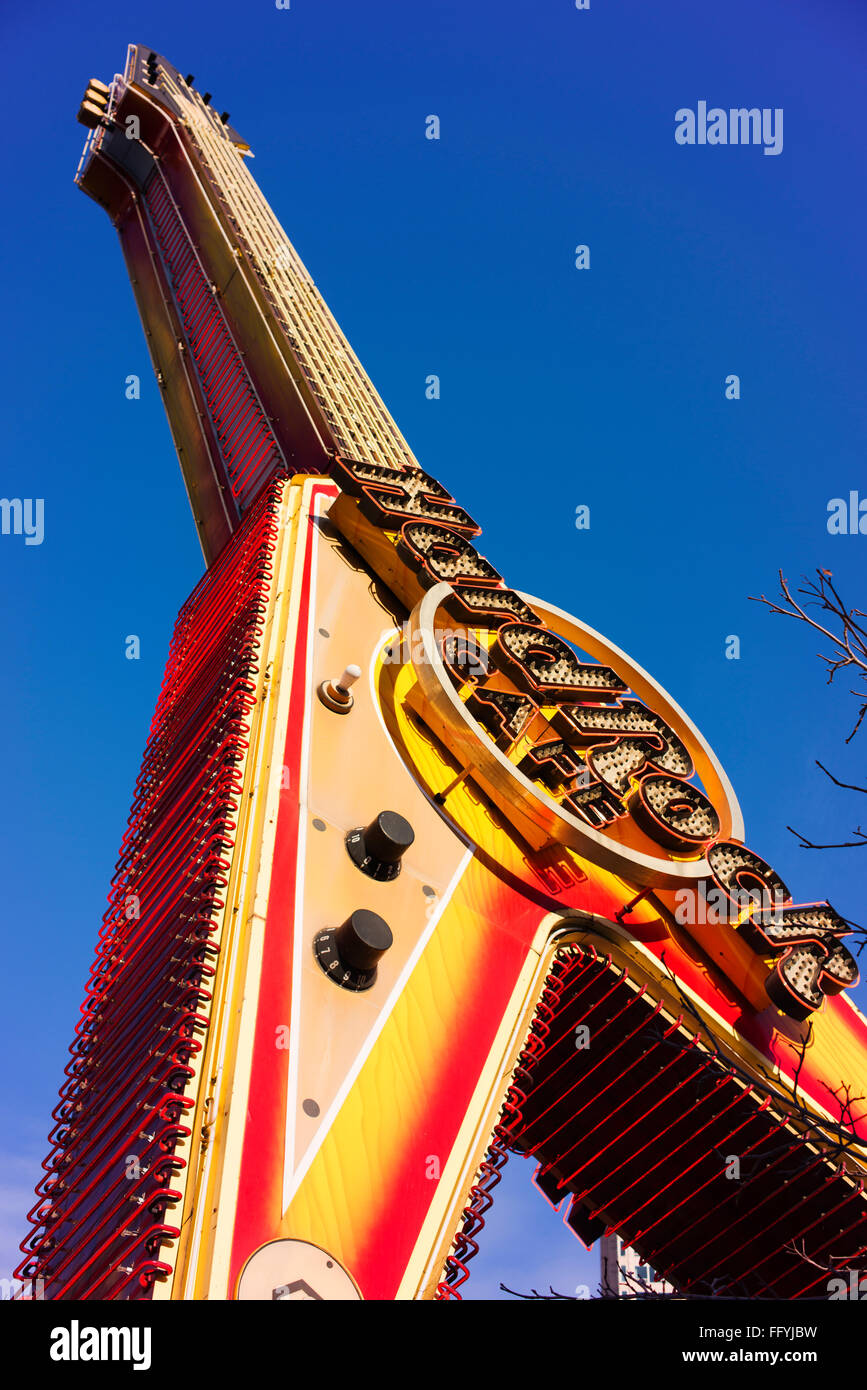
(158, 62, 421, 477)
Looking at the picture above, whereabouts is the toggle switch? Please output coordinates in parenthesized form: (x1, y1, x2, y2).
(317, 664, 362, 714)
(346, 811, 415, 882)
(314, 910, 393, 991)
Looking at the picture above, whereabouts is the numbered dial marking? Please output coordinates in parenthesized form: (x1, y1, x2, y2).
(314, 909, 393, 991)
(345, 811, 415, 882)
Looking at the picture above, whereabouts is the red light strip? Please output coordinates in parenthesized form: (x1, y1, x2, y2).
(476, 946, 867, 1299)
(619, 1094, 770, 1240)
(143, 176, 285, 511)
(715, 1169, 851, 1294)
(635, 1115, 791, 1269)
(680, 1150, 830, 1291)
(434, 949, 586, 1298)
(16, 481, 284, 1299)
(515, 984, 661, 1158)
(536, 1023, 693, 1199)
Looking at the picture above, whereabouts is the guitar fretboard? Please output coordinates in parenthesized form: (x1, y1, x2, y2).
(159, 64, 421, 477)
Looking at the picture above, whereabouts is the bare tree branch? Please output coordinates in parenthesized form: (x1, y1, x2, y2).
(784, 1238, 867, 1274)
(751, 569, 867, 847)
(750, 570, 867, 731)
(816, 761, 867, 794)
(656, 952, 867, 1161)
(787, 824, 867, 850)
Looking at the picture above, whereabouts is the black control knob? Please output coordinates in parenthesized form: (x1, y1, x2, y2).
(314, 910, 393, 991)
(346, 811, 415, 882)
(335, 909, 393, 971)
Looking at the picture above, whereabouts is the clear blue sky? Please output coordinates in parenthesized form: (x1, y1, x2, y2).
(1, 0, 865, 1300)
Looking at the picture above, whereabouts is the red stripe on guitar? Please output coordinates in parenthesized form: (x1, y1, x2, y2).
(228, 483, 335, 1292)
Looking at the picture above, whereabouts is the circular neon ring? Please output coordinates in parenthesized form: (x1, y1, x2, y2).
(408, 582, 743, 889)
